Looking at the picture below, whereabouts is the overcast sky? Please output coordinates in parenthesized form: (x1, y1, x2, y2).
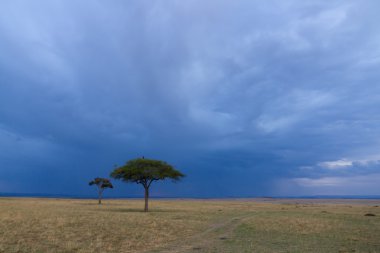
(1, 0, 380, 197)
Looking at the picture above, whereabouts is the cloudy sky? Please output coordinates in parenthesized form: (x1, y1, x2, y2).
(1, 0, 380, 197)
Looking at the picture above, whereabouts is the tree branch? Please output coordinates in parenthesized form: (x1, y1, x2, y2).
(147, 179, 156, 188)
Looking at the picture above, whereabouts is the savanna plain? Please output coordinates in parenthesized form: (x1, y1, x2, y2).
(0, 198, 379, 253)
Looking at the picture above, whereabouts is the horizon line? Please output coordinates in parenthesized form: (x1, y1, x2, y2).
(1, 192, 380, 200)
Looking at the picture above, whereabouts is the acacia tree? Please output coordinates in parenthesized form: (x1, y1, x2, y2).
(110, 158, 184, 212)
(89, 178, 113, 204)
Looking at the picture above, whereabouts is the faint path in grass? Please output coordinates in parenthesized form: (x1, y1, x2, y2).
(150, 212, 255, 253)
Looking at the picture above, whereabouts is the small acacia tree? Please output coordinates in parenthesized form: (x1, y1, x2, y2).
(110, 157, 184, 212)
(89, 178, 113, 204)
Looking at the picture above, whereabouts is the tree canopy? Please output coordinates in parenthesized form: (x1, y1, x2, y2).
(89, 177, 113, 189)
(111, 158, 184, 185)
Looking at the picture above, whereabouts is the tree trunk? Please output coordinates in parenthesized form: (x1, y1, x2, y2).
(98, 189, 102, 205)
(144, 186, 149, 212)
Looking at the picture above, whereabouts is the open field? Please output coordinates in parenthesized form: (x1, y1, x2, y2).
(0, 198, 379, 253)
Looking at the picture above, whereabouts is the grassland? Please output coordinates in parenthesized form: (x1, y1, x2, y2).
(0, 198, 379, 253)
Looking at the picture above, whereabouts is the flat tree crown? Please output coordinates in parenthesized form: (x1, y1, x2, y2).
(89, 178, 113, 189)
(110, 158, 184, 184)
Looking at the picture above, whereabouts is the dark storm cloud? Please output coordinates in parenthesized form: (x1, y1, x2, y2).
(1, 0, 380, 196)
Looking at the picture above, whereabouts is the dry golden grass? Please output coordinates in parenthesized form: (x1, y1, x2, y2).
(0, 198, 379, 253)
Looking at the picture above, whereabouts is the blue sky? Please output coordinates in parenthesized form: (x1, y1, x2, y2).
(1, 0, 380, 197)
